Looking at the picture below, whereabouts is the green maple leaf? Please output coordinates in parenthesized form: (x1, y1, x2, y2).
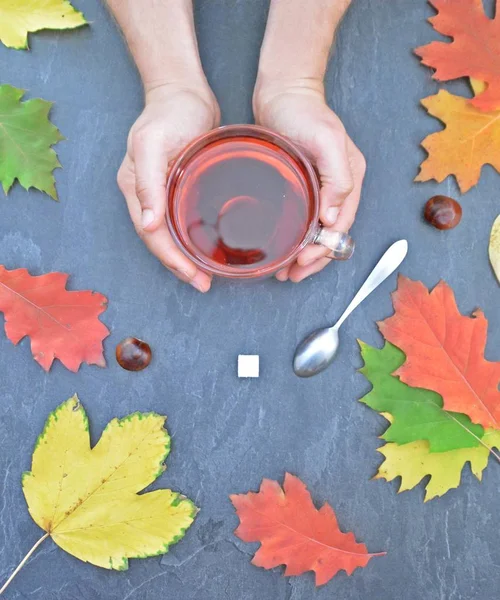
(359, 341, 484, 452)
(0, 84, 63, 200)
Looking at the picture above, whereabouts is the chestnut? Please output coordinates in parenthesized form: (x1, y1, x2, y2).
(424, 195, 462, 230)
(116, 337, 152, 371)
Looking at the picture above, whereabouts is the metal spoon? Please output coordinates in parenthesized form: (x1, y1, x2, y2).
(293, 239, 408, 378)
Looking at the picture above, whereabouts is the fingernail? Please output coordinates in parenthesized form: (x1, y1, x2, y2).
(326, 207, 339, 225)
(276, 269, 288, 281)
(191, 279, 207, 293)
(141, 209, 155, 229)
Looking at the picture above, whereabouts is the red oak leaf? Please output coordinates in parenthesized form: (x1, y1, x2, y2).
(230, 473, 385, 586)
(378, 275, 500, 429)
(0, 266, 109, 372)
(415, 0, 500, 111)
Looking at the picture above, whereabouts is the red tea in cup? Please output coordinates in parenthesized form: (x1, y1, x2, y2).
(166, 126, 354, 279)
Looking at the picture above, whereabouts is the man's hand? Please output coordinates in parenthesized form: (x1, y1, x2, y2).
(105, 0, 218, 290)
(254, 0, 361, 283)
(254, 83, 365, 283)
(117, 84, 220, 292)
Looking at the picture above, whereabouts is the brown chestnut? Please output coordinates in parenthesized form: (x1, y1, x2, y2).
(424, 195, 462, 230)
(116, 337, 152, 371)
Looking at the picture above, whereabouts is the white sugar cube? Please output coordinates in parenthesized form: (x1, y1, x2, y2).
(238, 355, 259, 378)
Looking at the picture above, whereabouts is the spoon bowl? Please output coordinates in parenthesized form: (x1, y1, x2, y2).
(293, 327, 340, 378)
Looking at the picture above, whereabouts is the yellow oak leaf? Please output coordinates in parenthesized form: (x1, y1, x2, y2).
(490, 215, 500, 284)
(415, 90, 500, 193)
(374, 429, 500, 502)
(14, 396, 196, 575)
(0, 0, 87, 50)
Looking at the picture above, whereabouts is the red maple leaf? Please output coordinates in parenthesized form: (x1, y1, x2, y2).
(230, 473, 385, 586)
(0, 266, 109, 372)
(378, 275, 500, 429)
(415, 0, 500, 111)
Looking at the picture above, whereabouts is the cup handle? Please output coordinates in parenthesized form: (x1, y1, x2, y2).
(314, 229, 355, 261)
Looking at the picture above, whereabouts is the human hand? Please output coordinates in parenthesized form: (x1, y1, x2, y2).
(253, 82, 366, 283)
(117, 84, 220, 292)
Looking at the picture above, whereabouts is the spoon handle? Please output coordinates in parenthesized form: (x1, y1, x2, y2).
(333, 239, 408, 331)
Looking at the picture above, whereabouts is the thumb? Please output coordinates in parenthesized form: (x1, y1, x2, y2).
(132, 128, 169, 232)
(313, 128, 354, 229)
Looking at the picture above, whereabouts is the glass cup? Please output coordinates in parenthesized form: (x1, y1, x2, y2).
(165, 125, 354, 279)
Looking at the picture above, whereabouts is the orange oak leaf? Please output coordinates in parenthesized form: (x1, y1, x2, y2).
(415, 90, 500, 193)
(230, 473, 385, 586)
(415, 0, 500, 112)
(0, 266, 109, 372)
(378, 275, 500, 429)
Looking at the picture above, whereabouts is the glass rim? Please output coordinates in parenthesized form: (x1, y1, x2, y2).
(165, 124, 321, 279)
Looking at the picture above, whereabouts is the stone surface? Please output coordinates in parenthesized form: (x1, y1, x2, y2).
(0, 1, 499, 599)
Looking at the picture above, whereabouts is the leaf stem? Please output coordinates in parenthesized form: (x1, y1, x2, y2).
(446, 412, 500, 464)
(0, 532, 49, 595)
(487, 447, 500, 464)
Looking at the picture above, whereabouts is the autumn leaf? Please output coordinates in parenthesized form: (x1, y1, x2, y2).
(0, 0, 87, 50)
(415, 0, 500, 112)
(230, 473, 385, 586)
(0, 396, 196, 595)
(0, 265, 109, 371)
(359, 341, 484, 452)
(378, 276, 500, 429)
(415, 90, 500, 193)
(375, 428, 500, 501)
(363, 279, 500, 501)
(0, 85, 63, 199)
(490, 215, 500, 283)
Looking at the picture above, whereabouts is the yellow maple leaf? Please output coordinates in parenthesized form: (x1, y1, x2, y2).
(0, 0, 87, 49)
(416, 89, 500, 193)
(374, 429, 500, 502)
(0, 396, 197, 594)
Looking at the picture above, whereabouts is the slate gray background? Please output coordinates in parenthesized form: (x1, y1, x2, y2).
(0, 1, 499, 599)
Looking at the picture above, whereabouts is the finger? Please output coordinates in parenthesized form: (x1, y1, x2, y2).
(132, 127, 170, 232)
(295, 140, 366, 268)
(312, 127, 354, 227)
(288, 255, 333, 283)
(334, 140, 366, 232)
(275, 265, 292, 281)
(117, 156, 141, 221)
(295, 243, 331, 267)
(118, 157, 212, 292)
(168, 266, 212, 293)
(145, 223, 212, 293)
